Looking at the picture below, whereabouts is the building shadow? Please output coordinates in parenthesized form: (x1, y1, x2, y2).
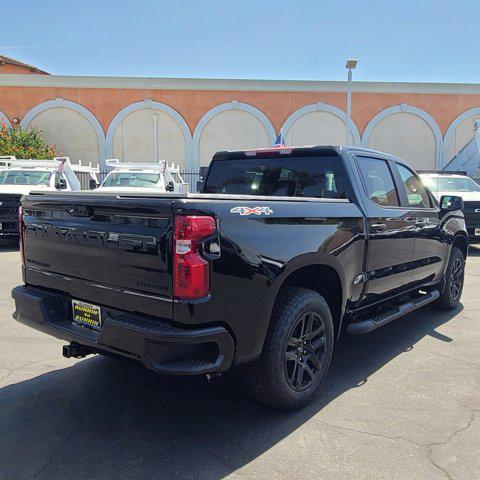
(0, 304, 462, 480)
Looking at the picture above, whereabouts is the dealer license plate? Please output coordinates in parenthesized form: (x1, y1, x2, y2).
(72, 300, 102, 331)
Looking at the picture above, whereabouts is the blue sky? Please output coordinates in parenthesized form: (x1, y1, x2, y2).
(0, 0, 478, 83)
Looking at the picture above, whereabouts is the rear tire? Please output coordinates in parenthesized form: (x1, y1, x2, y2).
(434, 246, 465, 311)
(244, 287, 334, 410)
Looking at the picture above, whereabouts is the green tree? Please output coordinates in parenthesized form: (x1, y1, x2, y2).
(0, 122, 56, 159)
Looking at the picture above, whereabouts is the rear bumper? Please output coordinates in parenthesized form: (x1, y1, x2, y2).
(11, 285, 235, 375)
(463, 214, 480, 240)
(466, 227, 480, 241)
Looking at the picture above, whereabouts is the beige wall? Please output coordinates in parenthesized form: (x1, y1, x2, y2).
(367, 112, 436, 170)
(3, 74, 480, 172)
(112, 108, 187, 167)
(28, 107, 99, 165)
(285, 111, 353, 146)
(198, 110, 270, 167)
(448, 115, 480, 160)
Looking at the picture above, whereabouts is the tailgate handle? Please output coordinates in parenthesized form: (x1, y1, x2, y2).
(122, 239, 143, 251)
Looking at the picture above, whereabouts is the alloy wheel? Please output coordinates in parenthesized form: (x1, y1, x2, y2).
(284, 312, 327, 392)
(450, 257, 464, 301)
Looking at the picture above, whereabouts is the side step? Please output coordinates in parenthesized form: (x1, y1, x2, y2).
(347, 289, 440, 334)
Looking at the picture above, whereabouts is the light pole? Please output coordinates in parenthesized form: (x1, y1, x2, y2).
(345, 59, 358, 145)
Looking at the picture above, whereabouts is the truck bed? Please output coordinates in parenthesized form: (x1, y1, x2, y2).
(20, 189, 364, 358)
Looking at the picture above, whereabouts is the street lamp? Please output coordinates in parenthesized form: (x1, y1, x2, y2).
(345, 59, 358, 145)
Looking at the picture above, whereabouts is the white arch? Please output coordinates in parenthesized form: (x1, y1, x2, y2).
(443, 107, 480, 166)
(0, 110, 11, 128)
(361, 104, 443, 168)
(106, 100, 193, 169)
(192, 101, 276, 169)
(20, 98, 106, 166)
(280, 102, 361, 146)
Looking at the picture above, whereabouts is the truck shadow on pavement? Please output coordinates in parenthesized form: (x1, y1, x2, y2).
(0, 305, 462, 480)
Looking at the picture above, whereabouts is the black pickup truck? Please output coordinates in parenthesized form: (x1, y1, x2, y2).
(12, 146, 468, 409)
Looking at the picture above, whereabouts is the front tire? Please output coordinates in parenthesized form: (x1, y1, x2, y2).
(244, 287, 334, 410)
(434, 246, 465, 311)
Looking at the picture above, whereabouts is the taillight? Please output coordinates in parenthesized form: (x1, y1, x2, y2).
(173, 215, 216, 299)
(18, 206, 25, 266)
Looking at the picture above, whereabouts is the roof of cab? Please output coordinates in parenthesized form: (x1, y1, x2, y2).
(212, 145, 411, 166)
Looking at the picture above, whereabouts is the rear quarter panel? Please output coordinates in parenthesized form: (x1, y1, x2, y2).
(173, 198, 366, 359)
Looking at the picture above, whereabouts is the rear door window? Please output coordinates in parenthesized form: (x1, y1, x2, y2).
(357, 157, 399, 207)
(203, 155, 347, 198)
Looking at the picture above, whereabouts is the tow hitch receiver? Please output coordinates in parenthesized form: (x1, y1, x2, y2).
(63, 343, 91, 359)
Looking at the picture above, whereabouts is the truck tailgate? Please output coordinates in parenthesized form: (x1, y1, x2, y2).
(21, 192, 175, 319)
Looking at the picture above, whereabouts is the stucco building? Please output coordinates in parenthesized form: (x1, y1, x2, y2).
(1, 64, 480, 173)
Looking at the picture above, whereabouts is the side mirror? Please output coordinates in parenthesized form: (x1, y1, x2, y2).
(89, 179, 98, 190)
(166, 180, 175, 192)
(196, 177, 204, 193)
(55, 177, 67, 190)
(440, 195, 464, 211)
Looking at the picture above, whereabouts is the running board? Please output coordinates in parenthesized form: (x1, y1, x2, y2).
(346, 290, 440, 334)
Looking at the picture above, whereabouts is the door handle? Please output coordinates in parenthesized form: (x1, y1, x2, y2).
(405, 216, 426, 225)
(371, 223, 387, 232)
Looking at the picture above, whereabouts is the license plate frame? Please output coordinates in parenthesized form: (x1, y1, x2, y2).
(72, 300, 102, 331)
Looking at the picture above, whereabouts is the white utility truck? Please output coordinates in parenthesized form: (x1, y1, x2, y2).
(420, 170, 480, 241)
(0, 156, 97, 240)
(97, 159, 189, 193)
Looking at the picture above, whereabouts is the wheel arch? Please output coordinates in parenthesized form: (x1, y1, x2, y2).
(452, 233, 469, 259)
(273, 260, 346, 339)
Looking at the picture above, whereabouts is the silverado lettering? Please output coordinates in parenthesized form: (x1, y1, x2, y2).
(25, 223, 158, 254)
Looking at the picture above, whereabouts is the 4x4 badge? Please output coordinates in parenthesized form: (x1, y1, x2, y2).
(230, 206, 273, 216)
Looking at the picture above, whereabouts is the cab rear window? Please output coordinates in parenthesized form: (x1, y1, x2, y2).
(203, 156, 347, 198)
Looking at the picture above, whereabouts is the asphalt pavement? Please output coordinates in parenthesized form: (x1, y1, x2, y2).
(0, 242, 479, 480)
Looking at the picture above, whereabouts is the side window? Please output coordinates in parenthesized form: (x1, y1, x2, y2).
(396, 164, 432, 208)
(357, 157, 399, 207)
